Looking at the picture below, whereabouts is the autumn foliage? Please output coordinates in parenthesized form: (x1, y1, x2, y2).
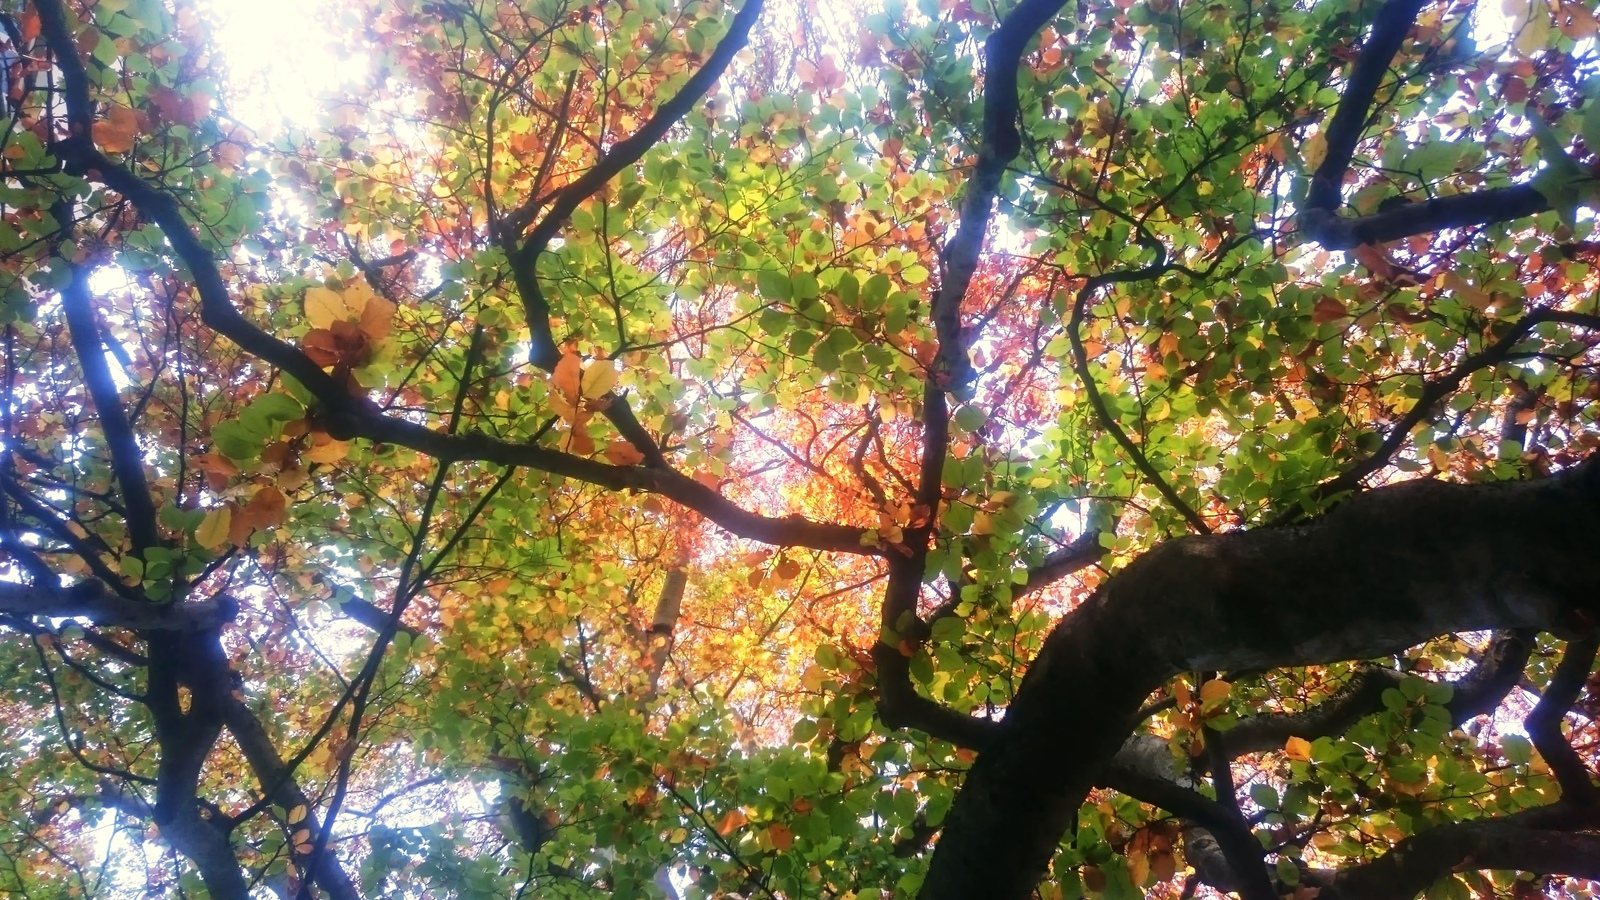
(1, 0, 1600, 898)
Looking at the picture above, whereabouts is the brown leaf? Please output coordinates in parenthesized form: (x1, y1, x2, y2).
(302, 329, 341, 367)
(229, 486, 288, 545)
(1311, 296, 1348, 324)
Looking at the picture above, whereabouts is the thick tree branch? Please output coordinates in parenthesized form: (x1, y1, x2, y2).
(1320, 813, 1600, 899)
(0, 580, 235, 631)
(922, 458, 1600, 899)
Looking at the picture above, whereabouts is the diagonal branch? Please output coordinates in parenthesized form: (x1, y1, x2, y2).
(56, 248, 161, 554)
(507, 0, 767, 370)
(1284, 307, 1600, 519)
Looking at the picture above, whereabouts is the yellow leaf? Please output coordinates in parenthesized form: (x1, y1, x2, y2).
(304, 287, 351, 329)
(668, 827, 688, 843)
(1285, 736, 1313, 761)
(579, 361, 618, 399)
(1125, 847, 1150, 886)
(287, 804, 308, 824)
(1511, 0, 1554, 56)
(1199, 678, 1231, 707)
(304, 436, 350, 464)
(195, 508, 231, 550)
(1300, 131, 1328, 171)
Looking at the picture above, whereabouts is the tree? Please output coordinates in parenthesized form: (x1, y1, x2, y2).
(0, 0, 1597, 896)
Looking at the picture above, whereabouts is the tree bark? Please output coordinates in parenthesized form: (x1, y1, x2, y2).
(923, 460, 1600, 898)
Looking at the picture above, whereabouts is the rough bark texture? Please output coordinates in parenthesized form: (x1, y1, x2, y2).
(922, 460, 1600, 899)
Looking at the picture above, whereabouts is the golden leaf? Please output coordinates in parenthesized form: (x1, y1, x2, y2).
(579, 361, 619, 399)
(1284, 736, 1313, 761)
(287, 804, 308, 824)
(194, 507, 232, 550)
(1300, 131, 1327, 172)
(304, 435, 350, 464)
(304, 287, 352, 330)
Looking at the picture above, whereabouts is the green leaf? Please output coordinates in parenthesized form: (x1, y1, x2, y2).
(757, 268, 791, 301)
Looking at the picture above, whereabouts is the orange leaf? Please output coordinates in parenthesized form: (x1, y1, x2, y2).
(229, 487, 287, 545)
(358, 294, 397, 341)
(767, 823, 794, 851)
(1351, 243, 1397, 281)
(93, 105, 142, 153)
(552, 352, 582, 401)
(562, 427, 594, 456)
(714, 808, 747, 836)
(1199, 678, 1231, 708)
(1284, 736, 1313, 761)
(602, 441, 645, 466)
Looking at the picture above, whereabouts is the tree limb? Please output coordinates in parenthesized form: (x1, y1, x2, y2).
(922, 458, 1600, 899)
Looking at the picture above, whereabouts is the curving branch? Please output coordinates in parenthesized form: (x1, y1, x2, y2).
(505, 0, 767, 370)
(1299, 0, 1552, 248)
(922, 458, 1600, 899)
(1524, 635, 1600, 805)
(929, 0, 1074, 391)
(1222, 629, 1533, 757)
(1284, 307, 1600, 520)
(1318, 810, 1600, 899)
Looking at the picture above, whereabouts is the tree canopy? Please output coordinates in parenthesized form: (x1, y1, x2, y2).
(1, 0, 1599, 897)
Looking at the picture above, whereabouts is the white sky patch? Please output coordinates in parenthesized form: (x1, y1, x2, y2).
(201, 0, 370, 131)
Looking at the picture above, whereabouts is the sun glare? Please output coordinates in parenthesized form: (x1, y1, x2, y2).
(200, 0, 370, 130)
